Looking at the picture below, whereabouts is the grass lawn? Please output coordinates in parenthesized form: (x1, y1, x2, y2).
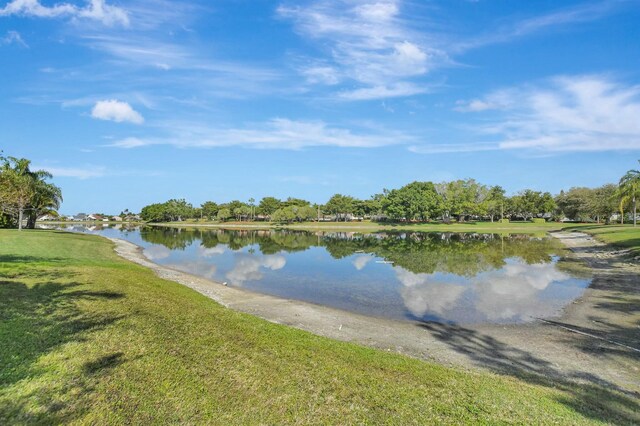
(563, 224, 640, 255)
(1, 230, 637, 424)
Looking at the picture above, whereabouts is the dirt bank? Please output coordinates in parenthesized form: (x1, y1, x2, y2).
(109, 232, 640, 396)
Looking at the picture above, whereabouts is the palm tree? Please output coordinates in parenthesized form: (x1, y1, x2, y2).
(26, 177, 63, 228)
(0, 156, 62, 230)
(618, 160, 640, 227)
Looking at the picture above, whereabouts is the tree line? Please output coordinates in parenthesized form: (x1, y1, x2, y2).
(0, 155, 62, 230)
(1, 153, 638, 228)
(139, 162, 640, 225)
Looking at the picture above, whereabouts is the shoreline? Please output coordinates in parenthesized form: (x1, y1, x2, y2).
(41, 219, 586, 234)
(106, 231, 640, 394)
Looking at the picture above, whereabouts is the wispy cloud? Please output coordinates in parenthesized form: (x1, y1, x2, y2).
(455, 0, 631, 51)
(108, 118, 411, 150)
(0, 0, 129, 26)
(0, 30, 28, 47)
(491, 75, 640, 152)
(415, 75, 640, 154)
(278, 0, 446, 100)
(36, 165, 107, 179)
(91, 99, 144, 124)
(409, 142, 499, 154)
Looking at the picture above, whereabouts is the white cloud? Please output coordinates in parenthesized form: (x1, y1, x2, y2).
(415, 75, 640, 154)
(408, 142, 499, 154)
(0, 0, 129, 26)
(37, 165, 107, 179)
(339, 82, 428, 100)
(109, 137, 147, 148)
(491, 76, 640, 152)
(1, 30, 28, 47)
(454, 89, 515, 112)
(301, 65, 341, 85)
(278, 0, 447, 100)
(109, 118, 411, 150)
(80, 34, 283, 97)
(91, 100, 144, 124)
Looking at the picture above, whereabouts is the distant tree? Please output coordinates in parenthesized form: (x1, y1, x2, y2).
(511, 190, 556, 221)
(271, 206, 296, 223)
(486, 186, 506, 222)
(248, 197, 255, 220)
(140, 199, 193, 222)
(282, 197, 311, 208)
(325, 194, 357, 221)
(435, 179, 488, 221)
(233, 205, 251, 221)
(555, 188, 591, 220)
(164, 199, 194, 221)
(217, 208, 231, 222)
(588, 184, 618, 223)
(257, 197, 282, 217)
(140, 203, 165, 222)
(201, 201, 219, 220)
(295, 205, 317, 221)
(26, 176, 63, 228)
(0, 156, 62, 230)
(619, 161, 640, 227)
(382, 181, 443, 221)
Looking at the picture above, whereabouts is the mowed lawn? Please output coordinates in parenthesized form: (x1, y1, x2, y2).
(0, 230, 637, 424)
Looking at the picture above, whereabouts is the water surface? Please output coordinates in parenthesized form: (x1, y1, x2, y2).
(49, 224, 591, 325)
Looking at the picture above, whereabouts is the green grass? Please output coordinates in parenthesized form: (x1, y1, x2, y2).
(562, 224, 640, 255)
(1, 230, 637, 424)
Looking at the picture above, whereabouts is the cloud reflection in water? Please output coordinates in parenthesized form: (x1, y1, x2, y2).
(396, 258, 582, 323)
(226, 253, 287, 286)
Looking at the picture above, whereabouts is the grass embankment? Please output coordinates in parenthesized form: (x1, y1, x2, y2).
(564, 224, 640, 256)
(1, 230, 637, 424)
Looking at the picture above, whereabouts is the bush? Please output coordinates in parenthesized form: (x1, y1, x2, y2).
(499, 218, 510, 223)
(531, 218, 546, 224)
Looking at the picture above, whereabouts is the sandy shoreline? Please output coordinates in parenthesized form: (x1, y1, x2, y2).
(108, 232, 640, 395)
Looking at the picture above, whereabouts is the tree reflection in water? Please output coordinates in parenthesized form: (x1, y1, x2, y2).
(126, 227, 592, 324)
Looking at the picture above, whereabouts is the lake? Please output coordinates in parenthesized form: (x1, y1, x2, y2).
(49, 224, 591, 325)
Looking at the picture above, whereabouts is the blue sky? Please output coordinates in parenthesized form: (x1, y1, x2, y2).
(1, 0, 639, 214)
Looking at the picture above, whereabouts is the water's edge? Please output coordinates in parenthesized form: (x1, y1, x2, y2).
(101, 232, 597, 370)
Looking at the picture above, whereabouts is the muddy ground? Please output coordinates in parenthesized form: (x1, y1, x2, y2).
(109, 231, 639, 400)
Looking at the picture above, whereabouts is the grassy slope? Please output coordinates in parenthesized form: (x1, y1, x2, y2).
(563, 224, 640, 255)
(0, 230, 637, 424)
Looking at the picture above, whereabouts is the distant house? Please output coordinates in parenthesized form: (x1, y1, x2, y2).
(111, 216, 123, 222)
(74, 213, 88, 221)
(38, 214, 57, 221)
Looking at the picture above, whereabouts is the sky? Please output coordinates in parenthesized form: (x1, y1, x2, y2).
(1, 0, 639, 214)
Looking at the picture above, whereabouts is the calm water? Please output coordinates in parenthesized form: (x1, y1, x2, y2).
(49, 224, 591, 325)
